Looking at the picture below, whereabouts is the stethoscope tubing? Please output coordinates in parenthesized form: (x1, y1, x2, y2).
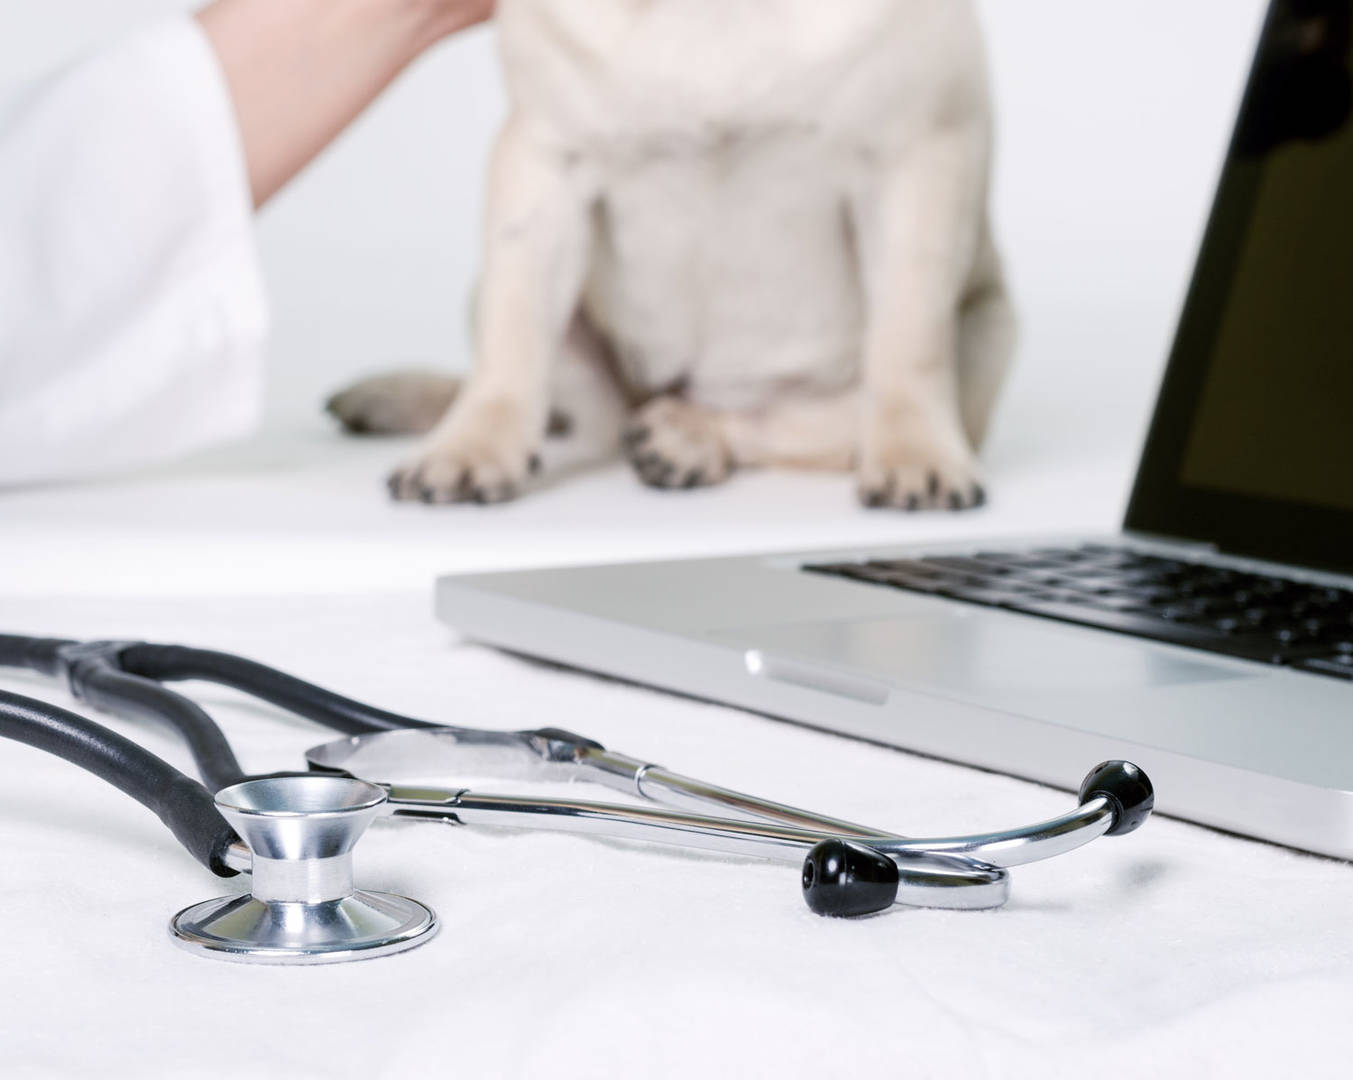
(117, 642, 438, 736)
(0, 635, 429, 787)
(0, 687, 238, 875)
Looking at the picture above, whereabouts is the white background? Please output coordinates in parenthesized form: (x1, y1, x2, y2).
(0, 0, 1269, 462)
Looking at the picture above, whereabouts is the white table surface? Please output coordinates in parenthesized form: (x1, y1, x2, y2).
(4, 425, 1352, 1079)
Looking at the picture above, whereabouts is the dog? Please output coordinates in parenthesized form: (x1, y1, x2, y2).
(326, 0, 1015, 509)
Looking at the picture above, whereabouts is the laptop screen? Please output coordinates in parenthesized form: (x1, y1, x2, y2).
(1126, 0, 1353, 572)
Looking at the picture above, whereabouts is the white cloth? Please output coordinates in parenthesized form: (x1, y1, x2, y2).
(0, 17, 266, 488)
(2, 442, 1352, 1077)
(3, 587, 1353, 1079)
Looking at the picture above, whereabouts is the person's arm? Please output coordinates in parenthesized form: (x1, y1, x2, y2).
(0, 1, 492, 487)
(198, 0, 493, 207)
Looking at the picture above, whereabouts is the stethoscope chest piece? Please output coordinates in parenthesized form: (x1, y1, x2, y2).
(170, 775, 438, 965)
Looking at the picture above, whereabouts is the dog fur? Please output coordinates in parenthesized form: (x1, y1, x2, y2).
(327, 0, 1015, 509)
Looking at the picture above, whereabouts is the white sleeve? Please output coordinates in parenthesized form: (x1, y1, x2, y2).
(0, 16, 268, 488)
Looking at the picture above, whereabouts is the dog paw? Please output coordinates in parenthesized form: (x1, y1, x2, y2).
(387, 401, 540, 505)
(622, 397, 733, 490)
(326, 370, 461, 436)
(857, 447, 986, 511)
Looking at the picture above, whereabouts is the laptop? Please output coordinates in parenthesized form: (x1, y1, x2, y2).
(436, 0, 1353, 858)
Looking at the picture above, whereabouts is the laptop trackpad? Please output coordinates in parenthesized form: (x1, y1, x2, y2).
(714, 611, 1252, 701)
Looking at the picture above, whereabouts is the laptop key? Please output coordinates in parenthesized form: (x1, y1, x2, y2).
(1079, 594, 1156, 613)
(917, 556, 1012, 575)
(930, 578, 994, 598)
(879, 575, 949, 594)
(1048, 576, 1131, 595)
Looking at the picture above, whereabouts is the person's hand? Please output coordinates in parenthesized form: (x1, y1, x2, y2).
(419, 0, 496, 47)
(201, 0, 497, 207)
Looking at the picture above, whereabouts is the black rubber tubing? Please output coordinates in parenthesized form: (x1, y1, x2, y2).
(117, 643, 436, 735)
(70, 662, 247, 792)
(0, 635, 73, 678)
(0, 689, 239, 876)
(0, 637, 247, 791)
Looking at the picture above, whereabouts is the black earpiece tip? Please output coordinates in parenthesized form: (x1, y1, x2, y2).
(1078, 760, 1155, 836)
(801, 840, 900, 917)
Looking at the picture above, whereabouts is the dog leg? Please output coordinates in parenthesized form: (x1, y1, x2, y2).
(622, 397, 734, 489)
(538, 312, 631, 471)
(325, 370, 461, 436)
(718, 389, 857, 472)
(851, 129, 993, 511)
(956, 218, 1016, 450)
(622, 389, 857, 489)
(389, 117, 595, 504)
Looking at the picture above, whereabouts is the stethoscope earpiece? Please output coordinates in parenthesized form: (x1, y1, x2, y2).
(801, 840, 900, 917)
(1078, 760, 1155, 837)
(798, 759, 1159, 918)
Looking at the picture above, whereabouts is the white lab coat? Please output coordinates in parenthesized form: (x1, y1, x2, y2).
(0, 17, 267, 488)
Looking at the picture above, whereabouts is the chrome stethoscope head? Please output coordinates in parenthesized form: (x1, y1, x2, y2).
(171, 774, 439, 964)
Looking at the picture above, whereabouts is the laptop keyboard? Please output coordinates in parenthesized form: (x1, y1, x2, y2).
(804, 543, 1353, 681)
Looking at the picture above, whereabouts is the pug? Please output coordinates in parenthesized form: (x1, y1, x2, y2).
(327, 0, 1014, 509)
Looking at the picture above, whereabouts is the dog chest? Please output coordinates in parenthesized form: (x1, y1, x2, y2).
(496, 0, 986, 155)
(580, 136, 865, 403)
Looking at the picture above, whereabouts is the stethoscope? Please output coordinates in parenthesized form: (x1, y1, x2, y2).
(0, 633, 1154, 964)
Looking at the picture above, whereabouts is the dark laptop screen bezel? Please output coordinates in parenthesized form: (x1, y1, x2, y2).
(1124, 0, 1353, 575)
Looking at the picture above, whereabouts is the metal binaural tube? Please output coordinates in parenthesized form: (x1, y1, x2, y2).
(448, 793, 1012, 910)
(313, 728, 1151, 912)
(580, 758, 1125, 869)
(401, 789, 858, 861)
(628, 763, 889, 836)
(383, 785, 1010, 909)
(308, 727, 1138, 868)
(385, 786, 1113, 869)
(604, 758, 1151, 870)
(869, 797, 1116, 868)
